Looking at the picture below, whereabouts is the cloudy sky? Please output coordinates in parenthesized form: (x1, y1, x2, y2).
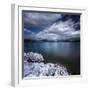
(23, 11, 80, 41)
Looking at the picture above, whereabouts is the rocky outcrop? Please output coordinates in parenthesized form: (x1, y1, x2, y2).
(24, 52, 69, 77)
(24, 52, 44, 62)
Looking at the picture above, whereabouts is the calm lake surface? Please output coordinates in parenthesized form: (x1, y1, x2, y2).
(24, 40, 80, 75)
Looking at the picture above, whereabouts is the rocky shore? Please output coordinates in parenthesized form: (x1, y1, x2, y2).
(24, 52, 69, 77)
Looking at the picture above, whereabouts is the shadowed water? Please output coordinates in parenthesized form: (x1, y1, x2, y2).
(24, 40, 80, 75)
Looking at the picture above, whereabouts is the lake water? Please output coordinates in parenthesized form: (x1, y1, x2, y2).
(24, 40, 80, 75)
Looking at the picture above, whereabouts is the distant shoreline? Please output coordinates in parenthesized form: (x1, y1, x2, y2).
(24, 39, 80, 42)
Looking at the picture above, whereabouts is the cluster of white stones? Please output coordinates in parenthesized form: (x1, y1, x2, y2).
(24, 52, 69, 77)
(24, 52, 44, 62)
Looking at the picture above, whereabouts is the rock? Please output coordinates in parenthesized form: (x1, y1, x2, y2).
(24, 52, 69, 77)
(24, 62, 69, 77)
(24, 62, 34, 77)
(24, 52, 44, 62)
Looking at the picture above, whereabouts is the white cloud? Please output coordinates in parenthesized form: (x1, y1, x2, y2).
(24, 28, 33, 33)
(24, 28, 36, 39)
(24, 13, 80, 41)
(24, 12, 62, 28)
(35, 19, 80, 41)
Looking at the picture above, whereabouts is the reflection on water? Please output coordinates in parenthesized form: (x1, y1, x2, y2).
(24, 41, 80, 75)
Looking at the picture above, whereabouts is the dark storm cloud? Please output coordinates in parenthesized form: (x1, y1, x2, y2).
(23, 11, 62, 30)
(23, 11, 80, 40)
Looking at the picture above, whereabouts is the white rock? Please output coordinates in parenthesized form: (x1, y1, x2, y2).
(24, 52, 69, 77)
(24, 62, 69, 77)
(25, 52, 44, 62)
